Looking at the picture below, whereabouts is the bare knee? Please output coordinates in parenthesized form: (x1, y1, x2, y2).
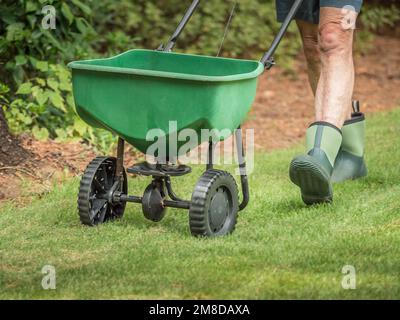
(318, 22, 353, 57)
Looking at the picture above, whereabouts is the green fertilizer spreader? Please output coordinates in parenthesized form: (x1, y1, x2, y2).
(69, 0, 304, 237)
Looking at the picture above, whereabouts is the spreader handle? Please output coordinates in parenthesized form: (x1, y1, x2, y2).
(161, 0, 201, 52)
(261, 0, 304, 69)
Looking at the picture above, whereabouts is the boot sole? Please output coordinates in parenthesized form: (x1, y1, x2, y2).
(289, 155, 333, 205)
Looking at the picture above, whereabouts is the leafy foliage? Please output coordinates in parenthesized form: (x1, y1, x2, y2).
(360, 3, 400, 31)
(354, 4, 400, 63)
(0, 0, 115, 151)
(91, 0, 299, 60)
(0, 0, 399, 152)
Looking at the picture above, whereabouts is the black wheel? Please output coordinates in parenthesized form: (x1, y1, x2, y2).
(142, 182, 167, 222)
(78, 157, 127, 226)
(189, 169, 239, 237)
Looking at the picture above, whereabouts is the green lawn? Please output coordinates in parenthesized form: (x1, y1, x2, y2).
(1, 109, 399, 299)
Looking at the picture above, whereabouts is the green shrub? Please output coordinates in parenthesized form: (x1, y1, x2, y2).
(0, 0, 115, 151)
(91, 0, 300, 61)
(360, 3, 400, 31)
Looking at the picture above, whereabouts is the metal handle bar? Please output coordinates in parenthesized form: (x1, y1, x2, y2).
(261, 0, 304, 69)
(161, 0, 304, 69)
(160, 0, 200, 52)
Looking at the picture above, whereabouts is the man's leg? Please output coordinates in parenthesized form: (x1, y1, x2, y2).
(296, 20, 322, 120)
(296, 10, 356, 123)
(289, 7, 359, 205)
(316, 7, 357, 128)
(297, 8, 366, 184)
(296, 20, 320, 95)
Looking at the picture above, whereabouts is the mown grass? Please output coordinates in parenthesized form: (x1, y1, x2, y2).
(1, 109, 399, 299)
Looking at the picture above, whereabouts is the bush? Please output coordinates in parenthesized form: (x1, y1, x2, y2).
(91, 0, 300, 61)
(359, 3, 400, 32)
(0, 0, 116, 151)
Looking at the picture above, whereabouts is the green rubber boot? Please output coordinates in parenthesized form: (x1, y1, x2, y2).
(331, 103, 367, 183)
(289, 122, 342, 205)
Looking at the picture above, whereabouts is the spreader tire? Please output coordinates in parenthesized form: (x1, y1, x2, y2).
(189, 169, 239, 237)
(78, 157, 127, 226)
